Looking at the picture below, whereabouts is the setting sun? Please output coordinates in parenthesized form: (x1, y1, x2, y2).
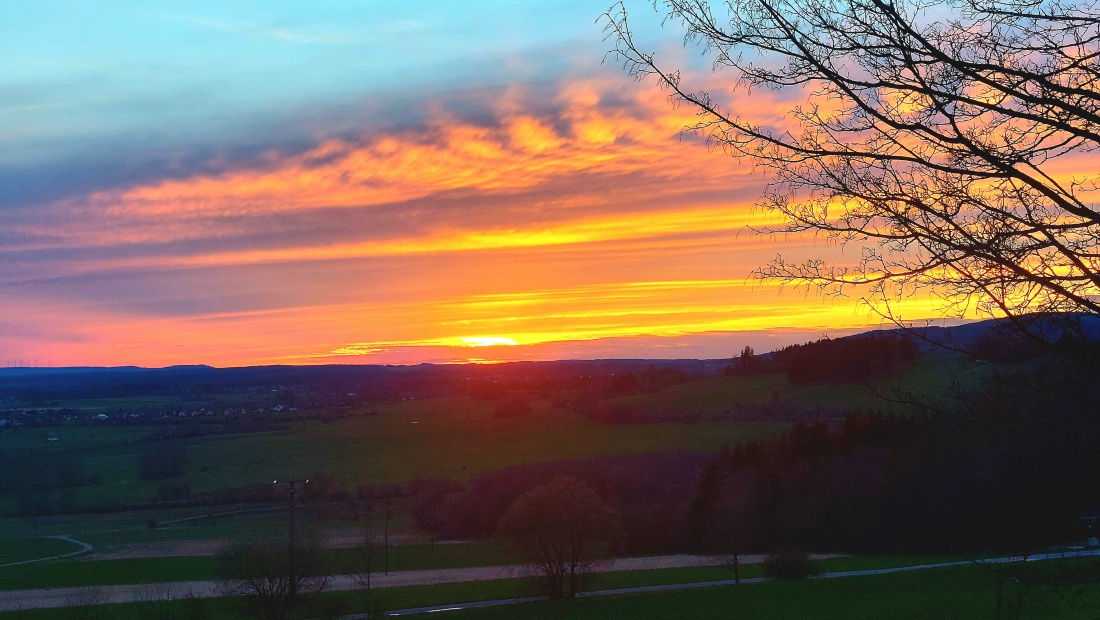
(1, 1, 1071, 370)
(460, 337, 519, 348)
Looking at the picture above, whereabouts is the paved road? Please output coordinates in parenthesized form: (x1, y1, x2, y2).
(0, 554, 802, 611)
(2, 550, 1095, 614)
(380, 548, 1100, 618)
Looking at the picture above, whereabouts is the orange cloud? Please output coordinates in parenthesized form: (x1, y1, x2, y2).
(1, 73, 982, 367)
(26, 76, 763, 251)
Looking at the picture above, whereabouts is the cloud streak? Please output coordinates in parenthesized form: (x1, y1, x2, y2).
(0, 67, 952, 366)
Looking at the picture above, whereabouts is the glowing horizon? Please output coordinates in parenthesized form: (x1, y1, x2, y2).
(0, 3, 1011, 368)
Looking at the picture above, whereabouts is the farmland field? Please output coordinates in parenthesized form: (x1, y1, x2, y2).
(606, 353, 982, 418)
(0, 352, 983, 514)
(0, 393, 791, 512)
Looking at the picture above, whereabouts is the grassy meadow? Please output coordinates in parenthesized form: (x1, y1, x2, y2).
(0, 385, 800, 513)
(1, 352, 980, 514)
(0, 540, 514, 590)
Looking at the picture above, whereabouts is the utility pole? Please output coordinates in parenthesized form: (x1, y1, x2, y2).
(384, 498, 392, 575)
(275, 478, 309, 597)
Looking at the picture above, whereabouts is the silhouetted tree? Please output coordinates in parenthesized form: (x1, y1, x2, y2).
(605, 0, 1100, 338)
(730, 345, 761, 375)
(763, 550, 817, 581)
(410, 479, 451, 551)
(214, 534, 326, 620)
(496, 477, 619, 599)
(706, 475, 754, 584)
(351, 517, 382, 617)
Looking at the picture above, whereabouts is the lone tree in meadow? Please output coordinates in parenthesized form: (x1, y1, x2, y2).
(214, 534, 326, 620)
(351, 516, 382, 617)
(604, 0, 1100, 342)
(706, 487, 753, 584)
(497, 477, 619, 599)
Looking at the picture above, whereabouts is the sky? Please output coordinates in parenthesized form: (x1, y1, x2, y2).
(0, 1, 952, 368)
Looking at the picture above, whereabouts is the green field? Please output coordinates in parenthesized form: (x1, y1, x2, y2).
(0, 540, 513, 590)
(0, 504, 422, 559)
(180, 400, 784, 489)
(0, 350, 982, 516)
(607, 353, 980, 418)
(0, 505, 327, 548)
(0, 394, 789, 512)
(0, 425, 149, 451)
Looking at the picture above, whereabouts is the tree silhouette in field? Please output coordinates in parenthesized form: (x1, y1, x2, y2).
(496, 477, 619, 599)
(214, 534, 326, 620)
(605, 0, 1100, 336)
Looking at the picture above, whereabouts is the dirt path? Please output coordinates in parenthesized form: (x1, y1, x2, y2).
(0, 536, 92, 568)
(1, 554, 843, 611)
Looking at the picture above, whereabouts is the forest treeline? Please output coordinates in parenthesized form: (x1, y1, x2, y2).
(422, 359, 1100, 555)
(733, 333, 919, 383)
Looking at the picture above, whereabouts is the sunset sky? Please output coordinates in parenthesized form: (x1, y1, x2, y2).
(1, 1, 951, 367)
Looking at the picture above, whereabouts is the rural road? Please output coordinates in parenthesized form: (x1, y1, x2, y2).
(2, 550, 1095, 614)
(0, 554, 798, 611)
(380, 549, 1100, 618)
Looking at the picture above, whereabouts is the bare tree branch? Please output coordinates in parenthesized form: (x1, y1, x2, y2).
(603, 0, 1100, 337)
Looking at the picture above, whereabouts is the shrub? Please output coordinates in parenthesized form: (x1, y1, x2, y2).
(139, 443, 188, 480)
(763, 550, 817, 581)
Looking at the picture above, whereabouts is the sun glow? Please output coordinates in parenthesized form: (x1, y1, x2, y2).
(460, 336, 519, 347)
(1, 70, 1008, 368)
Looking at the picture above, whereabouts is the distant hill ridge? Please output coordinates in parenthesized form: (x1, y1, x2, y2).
(865, 312, 1100, 351)
(3, 313, 1096, 378)
(0, 364, 214, 376)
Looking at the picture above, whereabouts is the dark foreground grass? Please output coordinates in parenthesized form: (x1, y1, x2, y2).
(3, 560, 1099, 619)
(427, 564, 1100, 620)
(0, 578, 544, 620)
(0, 555, 215, 590)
